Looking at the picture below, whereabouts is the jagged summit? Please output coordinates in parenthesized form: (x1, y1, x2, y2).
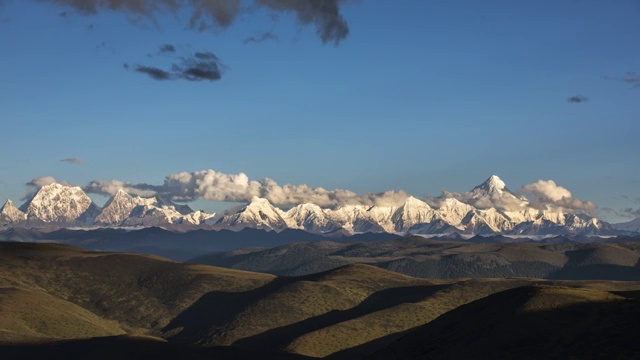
(392, 196, 436, 232)
(1, 199, 26, 223)
(21, 183, 100, 223)
(215, 196, 288, 231)
(286, 202, 341, 233)
(435, 198, 474, 226)
(94, 190, 157, 225)
(474, 175, 507, 193)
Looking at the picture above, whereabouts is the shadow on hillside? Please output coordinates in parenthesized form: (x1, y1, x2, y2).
(547, 249, 640, 280)
(359, 287, 640, 360)
(0, 335, 313, 360)
(232, 284, 448, 351)
(162, 277, 298, 343)
(162, 266, 361, 344)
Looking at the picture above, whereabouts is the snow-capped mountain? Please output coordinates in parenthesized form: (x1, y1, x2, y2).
(391, 196, 437, 232)
(613, 218, 640, 233)
(94, 189, 195, 226)
(325, 205, 386, 233)
(434, 198, 475, 227)
(460, 209, 510, 235)
(122, 204, 184, 227)
(20, 183, 100, 223)
(1, 177, 632, 236)
(285, 203, 342, 233)
(213, 196, 288, 231)
(94, 189, 157, 225)
(468, 175, 524, 203)
(180, 210, 216, 225)
(0, 199, 26, 223)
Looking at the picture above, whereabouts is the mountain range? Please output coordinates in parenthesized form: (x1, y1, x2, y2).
(2, 176, 638, 236)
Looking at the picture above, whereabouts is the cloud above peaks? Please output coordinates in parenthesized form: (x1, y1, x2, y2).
(85, 169, 411, 207)
(26, 176, 60, 189)
(84, 180, 158, 198)
(23, 176, 70, 200)
(429, 178, 597, 215)
(522, 180, 596, 213)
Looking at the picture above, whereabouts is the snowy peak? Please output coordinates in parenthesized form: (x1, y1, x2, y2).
(94, 189, 157, 225)
(123, 204, 184, 227)
(613, 218, 640, 233)
(474, 175, 507, 194)
(180, 210, 216, 225)
(21, 183, 99, 223)
(391, 196, 436, 232)
(285, 203, 341, 233)
(1, 199, 26, 223)
(434, 198, 474, 226)
(216, 197, 288, 231)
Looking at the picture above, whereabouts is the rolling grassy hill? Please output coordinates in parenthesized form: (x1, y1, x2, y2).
(1, 242, 640, 359)
(190, 237, 640, 280)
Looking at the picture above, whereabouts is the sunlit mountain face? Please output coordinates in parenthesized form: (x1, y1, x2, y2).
(1, 175, 632, 237)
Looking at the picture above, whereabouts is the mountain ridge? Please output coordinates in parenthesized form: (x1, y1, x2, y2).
(3, 176, 637, 236)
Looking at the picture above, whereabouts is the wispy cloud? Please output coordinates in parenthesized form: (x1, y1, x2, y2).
(244, 31, 278, 44)
(623, 72, 640, 87)
(60, 157, 84, 164)
(606, 72, 640, 89)
(158, 43, 176, 54)
(128, 50, 223, 81)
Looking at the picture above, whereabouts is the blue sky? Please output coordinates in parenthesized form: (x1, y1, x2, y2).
(0, 0, 638, 221)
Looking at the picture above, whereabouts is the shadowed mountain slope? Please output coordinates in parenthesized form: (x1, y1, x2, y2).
(367, 285, 640, 360)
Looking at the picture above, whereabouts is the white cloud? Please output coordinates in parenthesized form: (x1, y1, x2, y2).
(84, 180, 158, 198)
(521, 180, 596, 213)
(85, 169, 411, 208)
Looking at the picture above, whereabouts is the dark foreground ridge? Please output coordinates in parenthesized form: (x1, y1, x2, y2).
(1, 242, 640, 359)
(1, 335, 312, 360)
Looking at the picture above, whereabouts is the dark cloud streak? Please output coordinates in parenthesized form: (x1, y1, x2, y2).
(159, 43, 176, 54)
(131, 49, 223, 81)
(134, 65, 173, 80)
(623, 72, 640, 87)
(243, 31, 278, 44)
(60, 157, 84, 164)
(567, 95, 588, 103)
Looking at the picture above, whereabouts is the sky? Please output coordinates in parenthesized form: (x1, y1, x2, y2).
(0, 0, 638, 222)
